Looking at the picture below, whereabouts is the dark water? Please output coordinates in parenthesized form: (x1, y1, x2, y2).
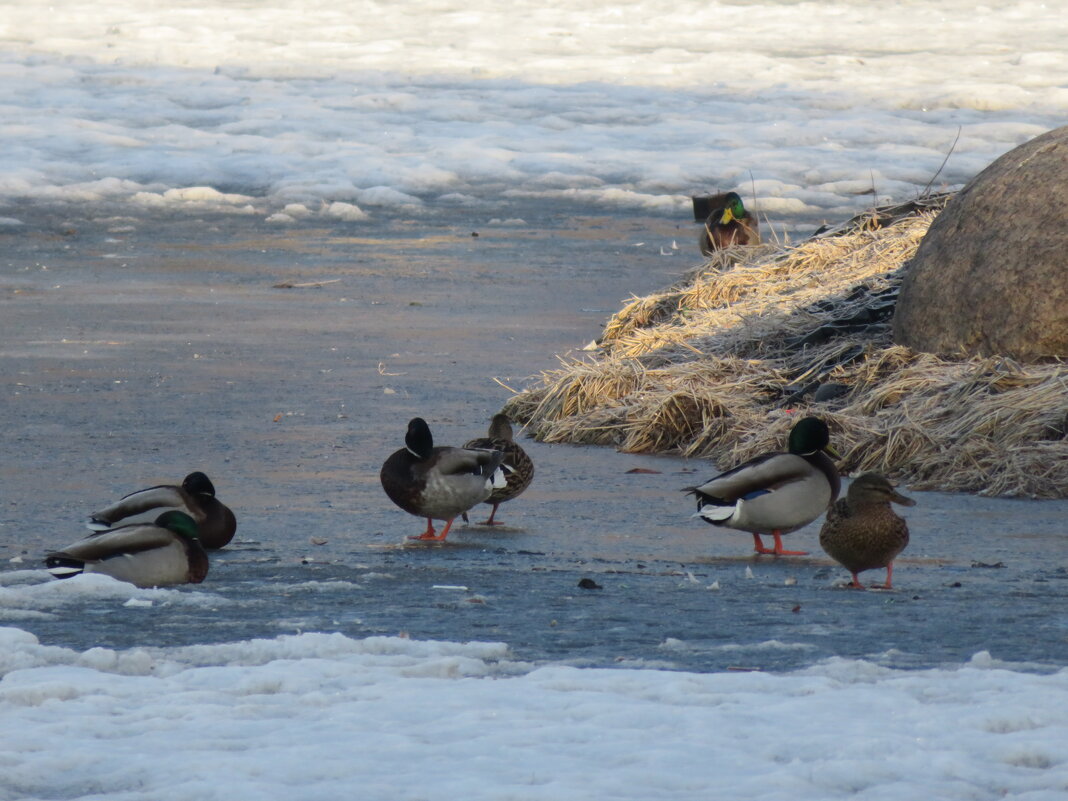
(2, 202, 1066, 673)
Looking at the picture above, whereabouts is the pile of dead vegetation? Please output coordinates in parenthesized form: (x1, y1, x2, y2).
(503, 194, 1068, 498)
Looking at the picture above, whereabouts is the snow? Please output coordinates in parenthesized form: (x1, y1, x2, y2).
(2, 1, 1066, 226)
(4, 2, 1068, 797)
(2, 624, 1068, 800)
(0, 570, 228, 622)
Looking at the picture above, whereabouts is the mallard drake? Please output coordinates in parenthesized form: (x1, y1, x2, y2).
(87, 471, 237, 549)
(462, 414, 534, 525)
(819, 471, 915, 589)
(698, 191, 761, 256)
(686, 416, 840, 555)
(380, 417, 506, 542)
(46, 510, 209, 588)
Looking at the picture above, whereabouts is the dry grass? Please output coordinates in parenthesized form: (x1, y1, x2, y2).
(504, 197, 1068, 498)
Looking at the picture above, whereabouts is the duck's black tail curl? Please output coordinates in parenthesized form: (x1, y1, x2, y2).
(44, 555, 86, 579)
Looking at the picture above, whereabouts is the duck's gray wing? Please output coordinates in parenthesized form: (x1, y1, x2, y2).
(87, 485, 186, 530)
(691, 452, 808, 502)
(51, 524, 177, 560)
(432, 447, 502, 477)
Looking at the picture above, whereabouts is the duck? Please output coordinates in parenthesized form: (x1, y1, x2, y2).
(686, 416, 840, 556)
(87, 471, 237, 549)
(46, 510, 209, 588)
(380, 417, 506, 542)
(819, 471, 915, 589)
(462, 414, 534, 525)
(698, 191, 761, 256)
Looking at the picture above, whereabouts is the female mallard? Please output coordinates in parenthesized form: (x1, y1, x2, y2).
(46, 510, 208, 588)
(380, 417, 506, 542)
(698, 191, 761, 256)
(687, 416, 840, 555)
(87, 471, 237, 549)
(462, 414, 534, 525)
(819, 471, 915, 589)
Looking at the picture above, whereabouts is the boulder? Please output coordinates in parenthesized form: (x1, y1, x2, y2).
(893, 126, 1068, 361)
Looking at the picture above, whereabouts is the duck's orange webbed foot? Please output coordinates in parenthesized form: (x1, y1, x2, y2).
(869, 564, 895, 590)
(770, 530, 808, 556)
(752, 533, 776, 554)
(408, 518, 455, 542)
(409, 519, 447, 541)
(480, 511, 505, 526)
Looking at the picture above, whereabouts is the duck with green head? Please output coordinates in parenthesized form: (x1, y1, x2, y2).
(686, 416, 840, 555)
(698, 191, 761, 255)
(87, 471, 237, 549)
(820, 471, 915, 589)
(380, 417, 507, 542)
(46, 510, 209, 588)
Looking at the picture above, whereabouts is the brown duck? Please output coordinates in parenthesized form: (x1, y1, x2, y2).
(380, 417, 506, 542)
(819, 472, 915, 589)
(463, 414, 534, 525)
(698, 191, 761, 256)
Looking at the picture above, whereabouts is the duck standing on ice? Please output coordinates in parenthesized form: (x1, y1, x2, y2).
(381, 417, 506, 542)
(687, 417, 840, 556)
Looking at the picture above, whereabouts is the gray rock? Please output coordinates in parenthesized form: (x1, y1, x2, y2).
(893, 126, 1068, 361)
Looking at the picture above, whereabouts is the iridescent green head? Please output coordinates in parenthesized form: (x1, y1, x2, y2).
(719, 192, 747, 225)
(787, 416, 839, 458)
(155, 510, 200, 540)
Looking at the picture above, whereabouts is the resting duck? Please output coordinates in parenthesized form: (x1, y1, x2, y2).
(687, 416, 840, 555)
(462, 414, 534, 525)
(380, 417, 506, 542)
(46, 510, 208, 588)
(819, 472, 915, 589)
(698, 191, 761, 256)
(87, 471, 237, 549)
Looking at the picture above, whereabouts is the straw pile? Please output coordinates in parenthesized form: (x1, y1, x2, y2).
(503, 196, 1068, 498)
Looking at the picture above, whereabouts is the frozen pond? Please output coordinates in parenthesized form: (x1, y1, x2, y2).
(2, 206, 1066, 675)
(3, 1, 1068, 798)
